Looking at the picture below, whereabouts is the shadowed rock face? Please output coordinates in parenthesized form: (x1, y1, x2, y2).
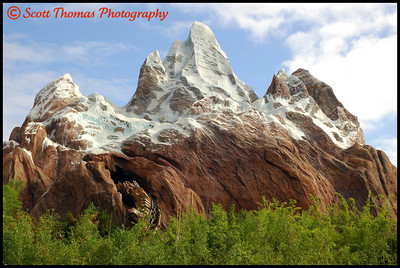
(126, 50, 168, 116)
(3, 22, 397, 229)
(291, 69, 362, 127)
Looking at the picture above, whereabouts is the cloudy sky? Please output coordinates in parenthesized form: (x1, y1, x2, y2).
(3, 3, 397, 165)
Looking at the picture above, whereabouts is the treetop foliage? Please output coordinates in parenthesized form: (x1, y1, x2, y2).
(3, 179, 397, 265)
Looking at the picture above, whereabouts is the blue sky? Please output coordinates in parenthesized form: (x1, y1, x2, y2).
(3, 3, 397, 165)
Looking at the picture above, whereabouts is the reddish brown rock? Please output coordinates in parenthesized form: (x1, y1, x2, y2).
(266, 73, 291, 99)
(3, 91, 397, 229)
(2, 146, 53, 211)
(29, 158, 125, 225)
(292, 69, 358, 122)
(2, 25, 396, 228)
(126, 50, 168, 115)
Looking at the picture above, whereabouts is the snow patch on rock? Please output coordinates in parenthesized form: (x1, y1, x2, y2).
(20, 22, 364, 157)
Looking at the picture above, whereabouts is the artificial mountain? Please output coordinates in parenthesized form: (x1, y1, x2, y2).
(3, 22, 397, 228)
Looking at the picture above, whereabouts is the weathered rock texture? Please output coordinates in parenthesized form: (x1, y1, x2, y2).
(3, 22, 397, 229)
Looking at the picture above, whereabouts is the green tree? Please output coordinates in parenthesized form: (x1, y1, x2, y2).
(3, 179, 35, 265)
(2, 180, 397, 265)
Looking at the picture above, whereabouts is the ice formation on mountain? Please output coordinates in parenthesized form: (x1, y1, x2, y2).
(21, 21, 364, 155)
(5, 21, 394, 229)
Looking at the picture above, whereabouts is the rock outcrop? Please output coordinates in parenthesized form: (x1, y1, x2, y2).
(3, 21, 397, 229)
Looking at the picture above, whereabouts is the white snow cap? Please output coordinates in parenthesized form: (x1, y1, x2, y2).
(34, 73, 82, 102)
(21, 21, 364, 157)
(276, 68, 288, 80)
(144, 50, 165, 70)
(161, 21, 257, 103)
(29, 73, 83, 120)
(188, 21, 226, 57)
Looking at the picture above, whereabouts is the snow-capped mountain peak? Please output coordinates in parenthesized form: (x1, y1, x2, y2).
(6, 21, 395, 231)
(29, 73, 83, 122)
(163, 21, 229, 79)
(126, 21, 258, 122)
(22, 21, 365, 156)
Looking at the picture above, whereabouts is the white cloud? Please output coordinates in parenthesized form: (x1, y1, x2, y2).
(283, 34, 397, 130)
(61, 41, 134, 64)
(172, 3, 292, 41)
(2, 68, 136, 141)
(171, 3, 397, 159)
(172, 3, 397, 125)
(3, 35, 135, 70)
(3, 70, 59, 141)
(70, 74, 135, 106)
(3, 39, 55, 69)
(2, 34, 138, 141)
(173, 3, 396, 41)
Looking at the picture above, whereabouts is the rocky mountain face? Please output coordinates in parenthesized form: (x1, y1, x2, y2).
(3, 22, 397, 228)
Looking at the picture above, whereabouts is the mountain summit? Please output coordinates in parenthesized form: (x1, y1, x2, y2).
(3, 22, 396, 228)
(126, 21, 258, 122)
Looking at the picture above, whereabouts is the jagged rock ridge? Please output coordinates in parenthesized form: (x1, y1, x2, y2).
(3, 21, 397, 228)
(126, 21, 258, 122)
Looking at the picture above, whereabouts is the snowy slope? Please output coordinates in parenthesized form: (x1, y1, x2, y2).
(163, 21, 256, 102)
(22, 21, 364, 155)
(125, 21, 258, 123)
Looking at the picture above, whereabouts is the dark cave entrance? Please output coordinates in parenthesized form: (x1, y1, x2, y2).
(108, 163, 160, 228)
(109, 163, 135, 184)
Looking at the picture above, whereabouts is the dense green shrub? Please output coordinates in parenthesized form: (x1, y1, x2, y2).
(3, 179, 397, 265)
(3, 180, 35, 265)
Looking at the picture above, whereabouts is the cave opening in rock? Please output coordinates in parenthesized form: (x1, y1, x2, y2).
(109, 163, 161, 228)
(121, 193, 137, 208)
(109, 163, 134, 184)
